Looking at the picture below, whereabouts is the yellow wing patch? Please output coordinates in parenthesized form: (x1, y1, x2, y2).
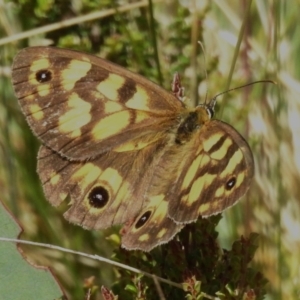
(214, 186, 225, 198)
(37, 84, 50, 97)
(234, 171, 245, 189)
(156, 228, 167, 238)
(182, 154, 210, 190)
(114, 139, 153, 152)
(58, 93, 92, 137)
(92, 110, 130, 140)
(197, 203, 212, 215)
(29, 104, 44, 121)
(210, 138, 232, 160)
(139, 234, 150, 242)
(72, 163, 102, 186)
(187, 173, 215, 206)
(104, 101, 124, 114)
(198, 199, 222, 215)
(100, 168, 123, 191)
(126, 85, 149, 110)
(30, 58, 50, 72)
(202, 132, 223, 153)
(220, 149, 243, 178)
(50, 172, 61, 186)
(96, 73, 125, 101)
(61, 59, 92, 91)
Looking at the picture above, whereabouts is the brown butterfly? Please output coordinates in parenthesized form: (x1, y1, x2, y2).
(12, 46, 254, 251)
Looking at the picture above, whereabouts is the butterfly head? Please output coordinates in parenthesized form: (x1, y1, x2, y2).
(197, 96, 217, 120)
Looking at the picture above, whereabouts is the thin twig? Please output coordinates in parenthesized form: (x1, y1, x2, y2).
(0, 0, 162, 46)
(0, 237, 182, 289)
(0, 237, 218, 299)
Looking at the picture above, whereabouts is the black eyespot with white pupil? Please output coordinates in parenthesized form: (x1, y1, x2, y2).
(88, 186, 109, 208)
(36, 69, 52, 83)
(226, 177, 236, 190)
(135, 211, 152, 229)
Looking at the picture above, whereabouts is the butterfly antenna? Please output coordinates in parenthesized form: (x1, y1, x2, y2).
(198, 41, 209, 104)
(208, 80, 276, 109)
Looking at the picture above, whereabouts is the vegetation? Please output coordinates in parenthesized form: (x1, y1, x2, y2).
(0, 1, 299, 299)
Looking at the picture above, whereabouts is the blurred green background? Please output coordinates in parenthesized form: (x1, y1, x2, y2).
(0, 0, 299, 299)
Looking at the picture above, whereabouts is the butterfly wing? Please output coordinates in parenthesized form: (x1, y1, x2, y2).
(37, 130, 171, 229)
(121, 119, 254, 250)
(165, 119, 254, 223)
(121, 195, 184, 251)
(12, 47, 183, 160)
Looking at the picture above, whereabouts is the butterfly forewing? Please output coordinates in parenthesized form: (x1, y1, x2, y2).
(12, 47, 183, 160)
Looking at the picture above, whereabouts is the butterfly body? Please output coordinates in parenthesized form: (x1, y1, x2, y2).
(12, 47, 254, 251)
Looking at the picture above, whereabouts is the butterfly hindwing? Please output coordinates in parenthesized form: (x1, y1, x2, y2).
(121, 195, 184, 251)
(37, 132, 171, 229)
(166, 120, 254, 223)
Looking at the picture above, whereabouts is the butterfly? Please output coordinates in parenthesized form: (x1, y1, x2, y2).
(12, 46, 254, 251)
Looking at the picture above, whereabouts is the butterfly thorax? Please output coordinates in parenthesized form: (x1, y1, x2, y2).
(175, 106, 211, 144)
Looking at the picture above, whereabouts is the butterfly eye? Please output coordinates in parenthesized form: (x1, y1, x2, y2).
(225, 177, 236, 190)
(88, 186, 109, 208)
(135, 211, 152, 229)
(36, 69, 52, 83)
